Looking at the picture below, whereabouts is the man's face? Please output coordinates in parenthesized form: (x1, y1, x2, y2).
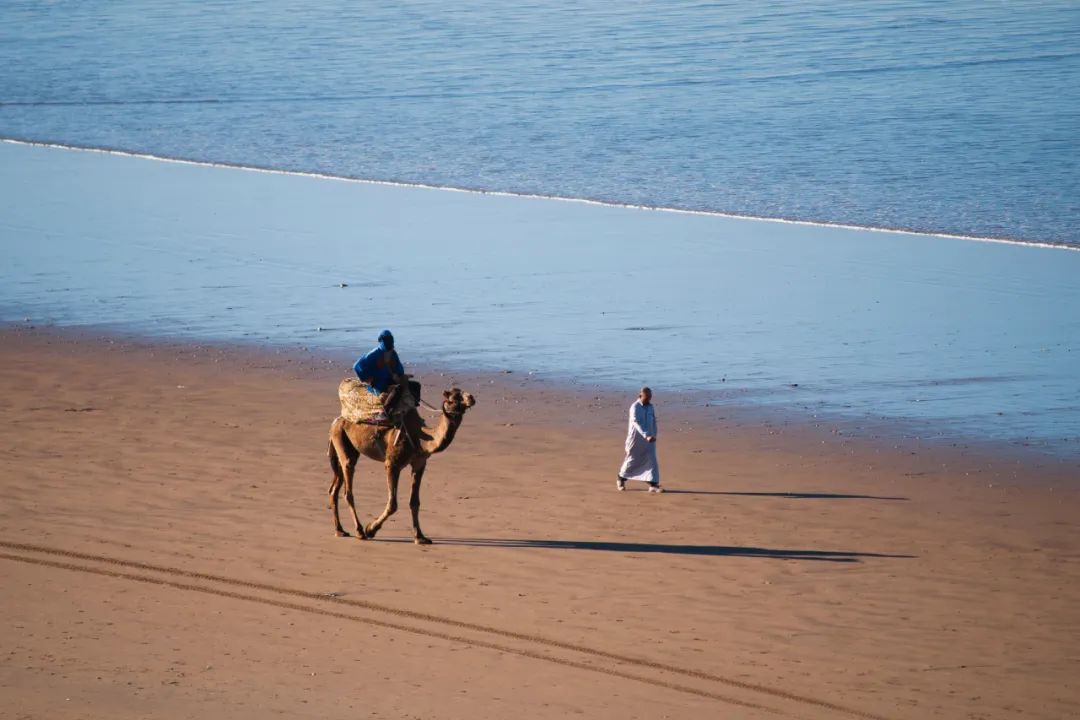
(639, 390, 652, 405)
(382, 336, 394, 351)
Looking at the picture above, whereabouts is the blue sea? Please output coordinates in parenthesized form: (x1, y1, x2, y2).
(2, 1, 1078, 245)
(2, 2, 1080, 454)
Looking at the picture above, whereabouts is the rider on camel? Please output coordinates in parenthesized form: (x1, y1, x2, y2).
(353, 329, 408, 413)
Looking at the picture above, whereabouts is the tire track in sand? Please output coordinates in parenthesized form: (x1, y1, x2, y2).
(0, 540, 890, 720)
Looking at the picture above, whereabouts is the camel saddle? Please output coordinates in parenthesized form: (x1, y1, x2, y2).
(338, 377, 418, 426)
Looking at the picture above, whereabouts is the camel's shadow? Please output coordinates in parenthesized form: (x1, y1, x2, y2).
(381, 537, 914, 562)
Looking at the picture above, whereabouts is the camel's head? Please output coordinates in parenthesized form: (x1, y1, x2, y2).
(442, 388, 476, 418)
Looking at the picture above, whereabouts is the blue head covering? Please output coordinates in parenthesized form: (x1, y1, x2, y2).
(354, 329, 402, 393)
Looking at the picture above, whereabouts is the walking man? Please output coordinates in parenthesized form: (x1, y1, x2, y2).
(617, 386, 663, 492)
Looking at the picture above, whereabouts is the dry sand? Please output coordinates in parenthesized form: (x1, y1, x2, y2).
(1, 326, 1078, 719)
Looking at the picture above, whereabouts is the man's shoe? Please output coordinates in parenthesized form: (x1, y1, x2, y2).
(648, 484, 664, 493)
(617, 476, 626, 491)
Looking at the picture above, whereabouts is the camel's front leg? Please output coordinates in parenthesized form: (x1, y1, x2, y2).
(365, 463, 401, 539)
(408, 458, 431, 545)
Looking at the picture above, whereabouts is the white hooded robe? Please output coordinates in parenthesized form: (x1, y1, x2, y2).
(618, 399, 659, 484)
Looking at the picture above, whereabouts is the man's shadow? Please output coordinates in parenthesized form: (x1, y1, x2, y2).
(662, 489, 909, 500)
(384, 537, 914, 562)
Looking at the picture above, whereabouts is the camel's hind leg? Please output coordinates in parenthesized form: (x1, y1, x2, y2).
(408, 457, 432, 545)
(364, 462, 402, 539)
(329, 422, 368, 540)
(342, 456, 368, 540)
(327, 441, 347, 537)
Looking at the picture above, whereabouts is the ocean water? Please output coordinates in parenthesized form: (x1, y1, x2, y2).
(3, 143, 1079, 454)
(1, 1, 1079, 245)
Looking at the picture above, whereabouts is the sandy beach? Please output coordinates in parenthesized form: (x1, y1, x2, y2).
(2, 325, 1078, 719)
(4, 5, 1079, 717)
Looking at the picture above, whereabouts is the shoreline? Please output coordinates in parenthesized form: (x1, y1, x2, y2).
(4, 140, 1079, 454)
(8, 325, 1080, 481)
(5, 136, 1077, 252)
(7, 321, 1079, 469)
(2, 324, 1079, 719)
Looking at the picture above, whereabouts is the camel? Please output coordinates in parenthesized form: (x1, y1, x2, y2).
(327, 388, 476, 544)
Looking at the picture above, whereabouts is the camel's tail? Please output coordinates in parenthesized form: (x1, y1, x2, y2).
(328, 439, 341, 478)
(326, 416, 360, 479)
(327, 417, 353, 490)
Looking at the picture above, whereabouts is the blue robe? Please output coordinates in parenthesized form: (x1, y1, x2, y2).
(353, 341, 404, 394)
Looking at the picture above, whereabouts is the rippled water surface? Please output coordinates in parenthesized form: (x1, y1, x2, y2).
(1, 1, 1078, 244)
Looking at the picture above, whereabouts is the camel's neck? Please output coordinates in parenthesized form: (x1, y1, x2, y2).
(419, 411, 462, 455)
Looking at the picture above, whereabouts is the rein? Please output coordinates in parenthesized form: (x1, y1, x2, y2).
(396, 398, 461, 449)
(418, 398, 443, 414)
(420, 398, 463, 420)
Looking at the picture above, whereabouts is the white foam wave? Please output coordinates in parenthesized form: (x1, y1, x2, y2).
(5, 136, 1077, 252)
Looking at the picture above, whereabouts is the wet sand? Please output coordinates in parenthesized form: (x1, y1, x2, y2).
(5, 140, 1080, 451)
(1, 326, 1078, 719)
